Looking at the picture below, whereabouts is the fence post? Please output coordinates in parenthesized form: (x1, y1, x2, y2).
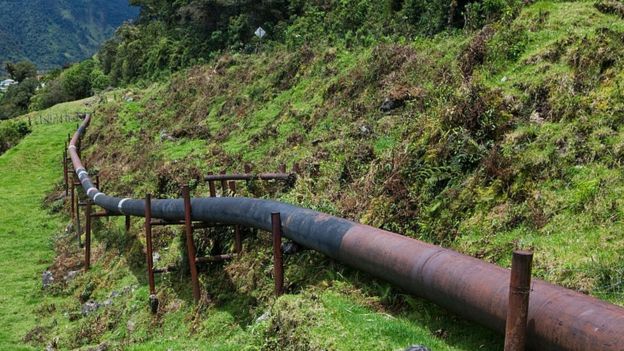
(63, 149, 68, 196)
(75, 181, 82, 247)
(504, 250, 533, 351)
(228, 181, 242, 254)
(84, 200, 92, 271)
(144, 194, 158, 313)
(182, 186, 201, 302)
(271, 212, 284, 296)
(220, 171, 227, 196)
(208, 176, 216, 197)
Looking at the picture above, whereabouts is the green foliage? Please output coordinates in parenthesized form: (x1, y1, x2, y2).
(0, 120, 31, 154)
(0, 76, 39, 119)
(464, 0, 523, 29)
(5, 61, 37, 82)
(99, 0, 522, 84)
(30, 59, 104, 111)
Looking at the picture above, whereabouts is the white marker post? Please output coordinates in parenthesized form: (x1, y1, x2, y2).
(255, 27, 266, 52)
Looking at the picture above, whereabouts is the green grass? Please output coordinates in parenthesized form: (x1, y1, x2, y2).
(0, 122, 74, 350)
(273, 288, 501, 350)
(161, 139, 207, 161)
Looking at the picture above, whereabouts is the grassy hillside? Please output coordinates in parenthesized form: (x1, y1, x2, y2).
(7, 1, 624, 350)
(83, 0, 624, 304)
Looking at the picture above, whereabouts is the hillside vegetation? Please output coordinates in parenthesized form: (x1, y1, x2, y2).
(6, 0, 624, 350)
(87, 0, 624, 303)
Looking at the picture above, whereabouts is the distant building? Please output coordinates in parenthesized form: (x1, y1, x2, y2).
(0, 79, 17, 92)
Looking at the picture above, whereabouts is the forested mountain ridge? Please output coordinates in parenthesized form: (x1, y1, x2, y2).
(0, 0, 138, 73)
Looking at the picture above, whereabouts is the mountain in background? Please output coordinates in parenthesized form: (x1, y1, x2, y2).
(0, 0, 138, 74)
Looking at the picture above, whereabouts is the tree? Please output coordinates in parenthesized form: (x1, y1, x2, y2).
(61, 60, 95, 100)
(5, 61, 37, 82)
(0, 77, 39, 119)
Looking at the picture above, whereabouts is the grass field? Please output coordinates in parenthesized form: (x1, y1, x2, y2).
(0, 122, 74, 350)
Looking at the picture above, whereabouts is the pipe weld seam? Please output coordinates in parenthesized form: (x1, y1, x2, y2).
(118, 198, 131, 214)
(93, 193, 104, 202)
(87, 188, 98, 196)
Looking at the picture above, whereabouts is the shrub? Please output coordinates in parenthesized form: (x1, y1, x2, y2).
(0, 120, 31, 154)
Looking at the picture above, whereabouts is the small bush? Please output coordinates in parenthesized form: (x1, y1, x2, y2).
(0, 120, 31, 154)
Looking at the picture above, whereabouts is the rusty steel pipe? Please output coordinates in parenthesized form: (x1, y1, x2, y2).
(505, 251, 533, 351)
(68, 115, 624, 351)
(195, 254, 237, 263)
(204, 173, 295, 182)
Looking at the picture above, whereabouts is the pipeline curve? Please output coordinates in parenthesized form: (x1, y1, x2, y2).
(69, 114, 624, 351)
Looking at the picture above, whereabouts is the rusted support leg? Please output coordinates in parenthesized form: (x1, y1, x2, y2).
(144, 194, 158, 313)
(234, 225, 242, 255)
(75, 184, 82, 247)
(70, 177, 75, 221)
(271, 212, 284, 297)
(95, 175, 100, 190)
(84, 200, 92, 271)
(244, 164, 253, 188)
(182, 186, 201, 302)
(207, 173, 216, 197)
(125, 215, 131, 234)
(220, 171, 227, 196)
(63, 149, 68, 196)
(228, 181, 242, 254)
(504, 250, 533, 351)
(209, 181, 216, 197)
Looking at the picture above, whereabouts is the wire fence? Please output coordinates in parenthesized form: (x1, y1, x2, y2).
(28, 113, 83, 126)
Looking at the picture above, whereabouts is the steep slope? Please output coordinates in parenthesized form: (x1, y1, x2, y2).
(84, 0, 624, 305)
(0, 0, 138, 71)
